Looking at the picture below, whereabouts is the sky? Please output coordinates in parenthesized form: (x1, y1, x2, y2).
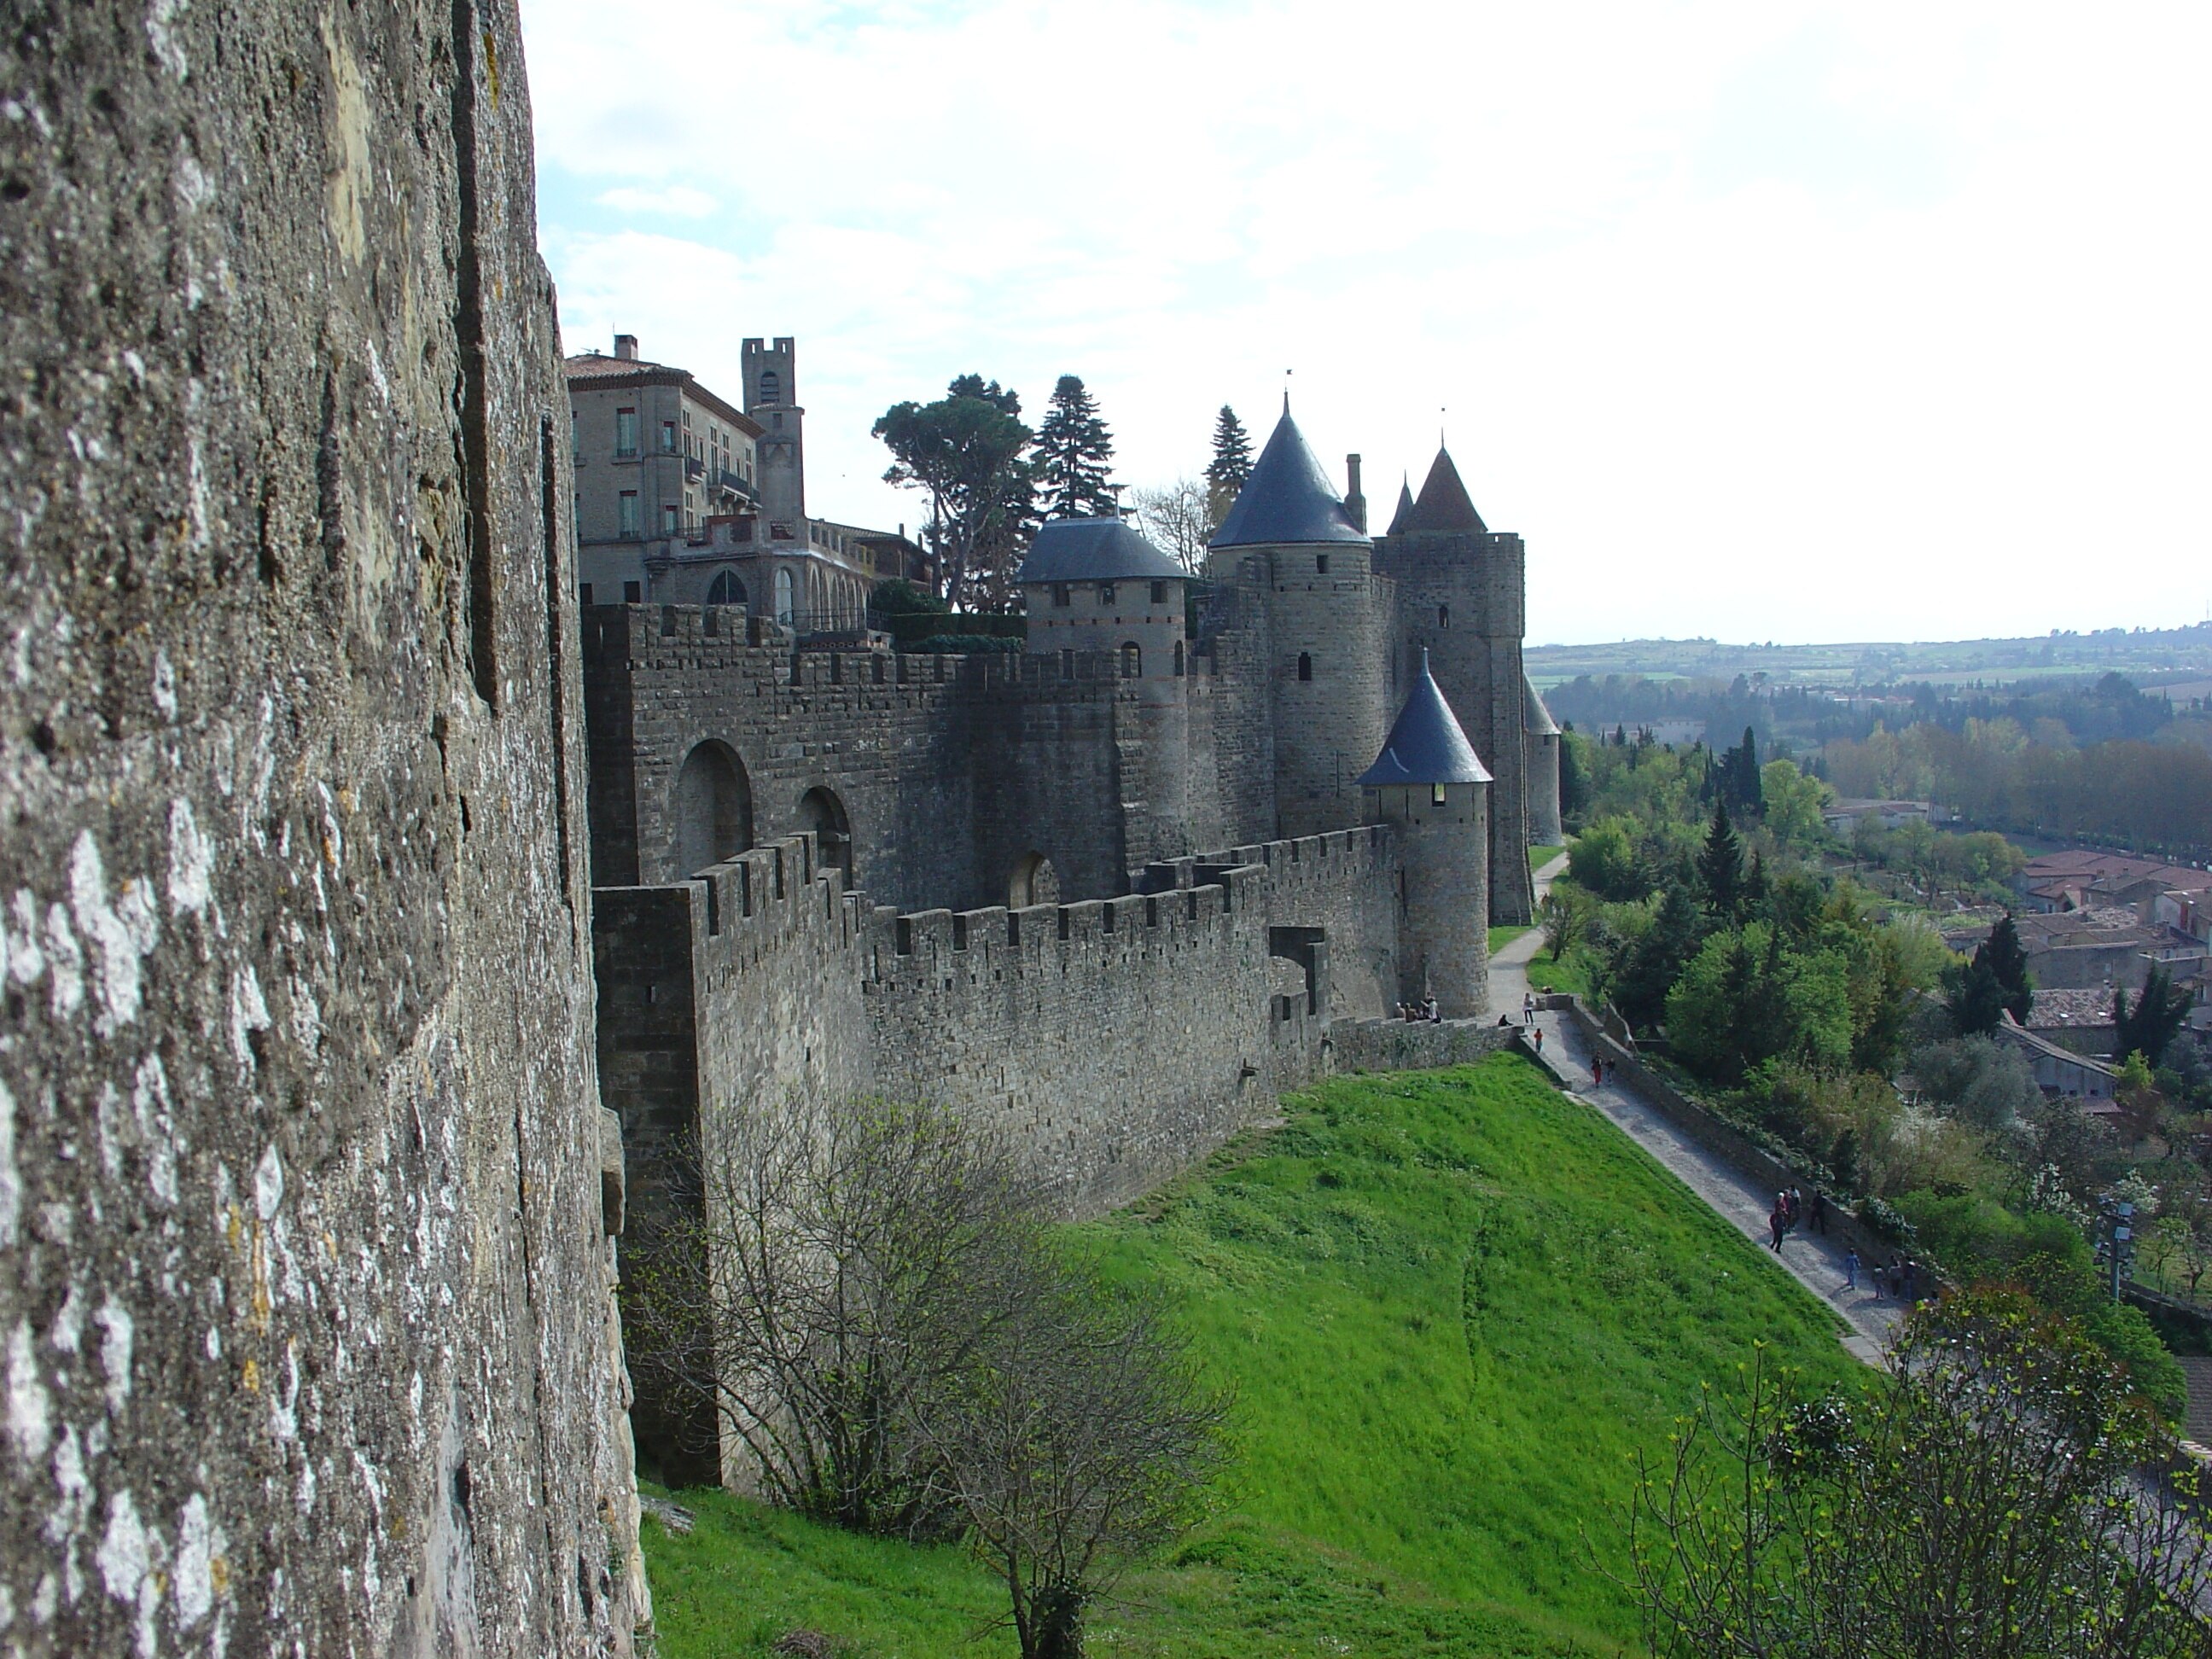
(520, 1, 2212, 647)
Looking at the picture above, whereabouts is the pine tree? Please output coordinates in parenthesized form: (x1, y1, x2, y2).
(1697, 800, 1742, 918)
(1204, 405, 1253, 524)
(2115, 965, 2192, 1067)
(1981, 914, 2034, 1024)
(1944, 952, 2008, 1037)
(1033, 375, 1116, 520)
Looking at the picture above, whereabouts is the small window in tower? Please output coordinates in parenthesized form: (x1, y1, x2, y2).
(759, 369, 781, 404)
(1298, 652, 1313, 682)
(578, 582, 593, 606)
(661, 504, 679, 535)
(1052, 583, 1071, 608)
(1121, 642, 1142, 678)
(1439, 604, 1450, 629)
(1316, 554, 1330, 574)
(1098, 582, 1116, 606)
(1150, 579, 1167, 604)
(1432, 783, 1447, 806)
(623, 580, 642, 603)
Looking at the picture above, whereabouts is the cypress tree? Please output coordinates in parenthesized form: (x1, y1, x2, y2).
(1204, 405, 1253, 522)
(1981, 914, 2034, 1024)
(1034, 375, 1117, 520)
(2115, 965, 2192, 1067)
(1945, 953, 2008, 1037)
(1697, 800, 1742, 918)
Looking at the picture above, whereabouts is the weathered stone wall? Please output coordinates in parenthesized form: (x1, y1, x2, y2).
(1, 2, 644, 1651)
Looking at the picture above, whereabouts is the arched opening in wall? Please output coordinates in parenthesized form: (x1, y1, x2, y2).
(758, 369, 781, 405)
(1438, 604, 1450, 629)
(672, 741, 753, 877)
(1298, 651, 1313, 682)
(1121, 642, 1142, 678)
(1173, 640, 1185, 676)
(705, 569, 746, 608)
(1007, 852, 1059, 909)
(773, 567, 795, 626)
(797, 786, 854, 886)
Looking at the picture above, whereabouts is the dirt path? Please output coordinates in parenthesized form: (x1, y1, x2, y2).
(1486, 847, 1569, 1022)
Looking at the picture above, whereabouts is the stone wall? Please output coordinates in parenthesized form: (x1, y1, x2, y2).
(1329, 1018, 1521, 1073)
(0, 2, 644, 1650)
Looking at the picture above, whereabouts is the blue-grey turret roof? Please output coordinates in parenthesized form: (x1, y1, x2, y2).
(1359, 650, 1493, 787)
(1016, 516, 1187, 585)
(1523, 672, 1560, 737)
(1208, 407, 1370, 549)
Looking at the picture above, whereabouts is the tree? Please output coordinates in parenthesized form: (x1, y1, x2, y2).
(1941, 951, 2009, 1037)
(1696, 800, 1742, 918)
(1540, 886, 1589, 963)
(1126, 478, 1211, 574)
(875, 377, 1037, 611)
(1569, 815, 1645, 901)
(2116, 965, 2193, 1068)
(622, 1095, 1043, 1537)
(1911, 1034, 2041, 1132)
(1620, 1291, 2212, 1659)
(1608, 885, 1704, 1033)
(1759, 759, 1831, 850)
(1980, 914, 2034, 1024)
(1558, 728, 1594, 825)
(1203, 405, 1252, 527)
(921, 1272, 1228, 1659)
(1666, 923, 1852, 1085)
(1034, 375, 1117, 521)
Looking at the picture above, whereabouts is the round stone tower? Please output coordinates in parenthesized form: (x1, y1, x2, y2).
(1359, 650, 1493, 1016)
(1523, 672, 1563, 846)
(1208, 405, 1389, 839)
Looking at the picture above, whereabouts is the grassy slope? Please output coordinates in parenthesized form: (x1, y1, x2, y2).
(644, 1056, 1859, 1657)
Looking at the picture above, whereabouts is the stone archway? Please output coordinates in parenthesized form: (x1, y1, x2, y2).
(796, 786, 853, 886)
(671, 741, 753, 878)
(1006, 852, 1059, 910)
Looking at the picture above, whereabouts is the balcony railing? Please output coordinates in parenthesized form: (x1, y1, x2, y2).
(717, 469, 758, 501)
(684, 457, 706, 480)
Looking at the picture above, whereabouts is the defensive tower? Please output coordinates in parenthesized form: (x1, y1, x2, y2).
(741, 335, 806, 533)
(1524, 674, 1564, 846)
(1359, 650, 1493, 1015)
(1375, 445, 1535, 923)
(1209, 406, 1391, 839)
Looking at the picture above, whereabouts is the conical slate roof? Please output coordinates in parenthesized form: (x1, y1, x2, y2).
(1358, 649, 1493, 787)
(1386, 476, 1417, 535)
(1016, 516, 1186, 585)
(1400, 447, 1487, 535)
(1209, 408, 1370, 549)
(1523, 672, 1560, 737)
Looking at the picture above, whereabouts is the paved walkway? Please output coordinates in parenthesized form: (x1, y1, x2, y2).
(1486, 847, 1569, 1022)
(1530, 1010, 1901, 1364)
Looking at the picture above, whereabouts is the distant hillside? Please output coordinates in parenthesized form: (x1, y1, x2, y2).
(1527, 621, 2212, 692)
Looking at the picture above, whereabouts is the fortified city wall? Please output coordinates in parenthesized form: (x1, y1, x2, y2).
(0, 3, 646, 1651)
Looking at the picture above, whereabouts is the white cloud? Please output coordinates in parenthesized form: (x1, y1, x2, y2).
(520, 0, 2212, 643)
(594, 184, 719, 218)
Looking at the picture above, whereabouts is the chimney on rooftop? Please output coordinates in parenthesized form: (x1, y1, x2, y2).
(614, 333, 639, 361)
(1345, 454, 1366, 533)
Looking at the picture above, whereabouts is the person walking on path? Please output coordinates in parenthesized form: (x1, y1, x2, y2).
(1809, 1190, 1828, 1236)
(1768, 1195, 1789, 1252)
(1523, 991, 1534, 1025)
(1533, 1027, 1544, 1055)
(1844, 1249, 1860, 1291)
(1787, 1186, 1803, 1231)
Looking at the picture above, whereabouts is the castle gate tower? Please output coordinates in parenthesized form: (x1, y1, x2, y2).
(1208, 407, 1391, 840)
(1375, 447, 1535, 924)
(1359, 651, 1493, 1016)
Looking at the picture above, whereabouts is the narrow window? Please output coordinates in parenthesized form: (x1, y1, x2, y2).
(1438, 604, 1450, 629)
(660, 420, 678, 454)
(1121, 642, 1141, 678)
(1298, 651, 1313, 682)
(661, 503, 679, 535)
(622, 580, 642, 603)
(1098, 581, 1116, 606)
(1150, 579, 1167, 604)
(1052, 583, 1071, 608)
(614, 408, 637, 457)
(1432, 783, 1447, 806)
(1173, 640, 1185, 676)
(578, 582, 593, 605)
(1061, 649, 1074, 679)
(570, 407, 579, 461)
(1316, 554, 1330, 574)
(618, 491, 639, 537)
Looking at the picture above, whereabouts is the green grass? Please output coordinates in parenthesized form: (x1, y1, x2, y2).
(643, 1057, 1860, 1656)
(1488, 923, 1534, 952)
(1523, 945, 1598, 999)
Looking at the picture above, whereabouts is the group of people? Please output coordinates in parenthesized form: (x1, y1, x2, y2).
(1843, 1249, 1919, 1303)
(1397, 998, 1442, 1022)
(1764, 1185, 1830, 1251)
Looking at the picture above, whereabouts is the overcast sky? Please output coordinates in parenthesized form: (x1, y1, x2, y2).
(521, 1, 2210, 647)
